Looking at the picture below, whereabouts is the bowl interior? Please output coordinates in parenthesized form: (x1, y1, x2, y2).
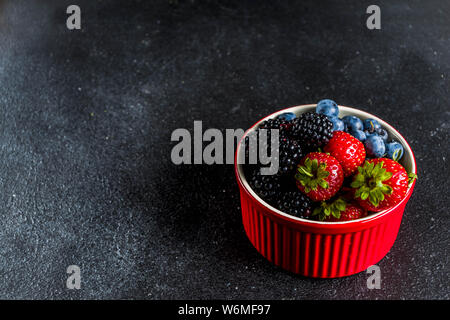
(236, 104, 417, 224)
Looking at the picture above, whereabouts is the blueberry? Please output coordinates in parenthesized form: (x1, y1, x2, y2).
(363, 118, 381, 133)
(350, 129, 367, 142)
(364, 130, 377, 139)
(316, 99, 339, 118)
(329, 116, 345, 131)
(385, 141, 404, 161)
(342, 115, 363, 131)
(364, 135, 386, 158)
(277, 112, 296, 121)
(377, 128, 388, 141)
(343, 123, 350, 132)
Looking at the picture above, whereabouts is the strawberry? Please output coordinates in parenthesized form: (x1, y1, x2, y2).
(350, 158, 409, 212)
(324, 131, 366, 177)
(295, 152, 344, 201)
(312, 198, 367, 221)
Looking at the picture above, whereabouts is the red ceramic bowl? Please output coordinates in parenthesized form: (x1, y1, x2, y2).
(235, 104, 417, 278)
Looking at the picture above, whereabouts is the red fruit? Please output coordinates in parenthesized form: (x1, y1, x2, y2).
(324, 131, 366, 177)
(351, 158, 409, 212)
(313, 198, 367, 222)
(327, 203, 367, 222)
(295, 152, 344, 201)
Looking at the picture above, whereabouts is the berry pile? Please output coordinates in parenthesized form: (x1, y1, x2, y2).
(244, 99, 417, 222)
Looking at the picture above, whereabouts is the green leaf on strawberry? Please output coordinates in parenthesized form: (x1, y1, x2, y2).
(295, 152, 344, 202)
(392, 148, 402, 162)
(312, 198, 367, 221)
(408, 172, 418, 184)
(295, 158, 330, 193)
(313, 198, 347, 221)
(351, 161, 394, 207)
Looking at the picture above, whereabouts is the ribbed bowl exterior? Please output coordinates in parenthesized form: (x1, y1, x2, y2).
(235, 105, 417, 278)
(238, 185, 414, 278)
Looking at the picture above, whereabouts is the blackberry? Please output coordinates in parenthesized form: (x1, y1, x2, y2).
(244, 133, 303, 176)
(243, 121, 291, 167)
(258, 117, 293, 138)
(278, 137, 304, 176)
(290, 112, 333, 150)
(276, 190, 312, 219)
(247, 168, 283, 205)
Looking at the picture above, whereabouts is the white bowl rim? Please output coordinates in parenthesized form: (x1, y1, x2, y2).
(236, 104, 417, 225)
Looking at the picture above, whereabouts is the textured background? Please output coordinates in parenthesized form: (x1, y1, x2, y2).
(0, 0, 448, 299)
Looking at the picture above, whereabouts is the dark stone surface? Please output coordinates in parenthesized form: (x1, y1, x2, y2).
(0, 0, 448, 299)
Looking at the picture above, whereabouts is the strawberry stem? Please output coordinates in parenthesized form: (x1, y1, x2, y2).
(313, 198, 347, 221)
(351, 161, 393, 207)
(295, 158, 330, 193)
(408, 172, 418, 184)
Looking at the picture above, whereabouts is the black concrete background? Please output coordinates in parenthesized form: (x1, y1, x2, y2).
(0, 0, 448, 299)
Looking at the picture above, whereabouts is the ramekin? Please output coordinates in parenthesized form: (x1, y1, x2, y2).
(234, 104, 417, 278)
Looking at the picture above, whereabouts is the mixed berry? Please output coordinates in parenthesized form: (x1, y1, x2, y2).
(244, 99, 417, 222)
